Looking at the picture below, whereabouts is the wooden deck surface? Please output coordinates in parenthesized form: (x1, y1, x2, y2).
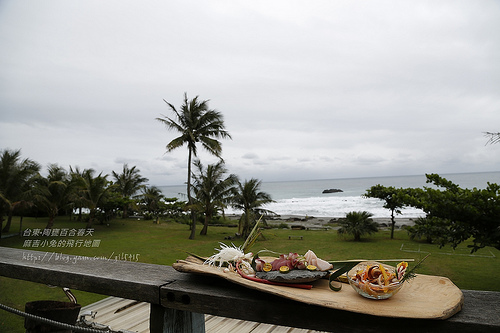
(80, 296, 329, 333)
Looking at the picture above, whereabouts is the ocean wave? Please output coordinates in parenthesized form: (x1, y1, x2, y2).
(160, 172, 499, 218)
(224, 196, 425, 218)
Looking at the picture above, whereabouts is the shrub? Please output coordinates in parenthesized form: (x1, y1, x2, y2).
(338, 211, 378, 241)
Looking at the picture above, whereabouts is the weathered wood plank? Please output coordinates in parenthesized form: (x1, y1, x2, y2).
(0, 247, 176, 304)
(457, 290, 500, 330)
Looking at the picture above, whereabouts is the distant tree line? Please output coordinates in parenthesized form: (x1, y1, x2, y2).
(0, 147, 275, 241)
(0, 152, 185, 235)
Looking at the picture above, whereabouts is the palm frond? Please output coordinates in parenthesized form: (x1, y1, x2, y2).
(484, 131, 500, 145)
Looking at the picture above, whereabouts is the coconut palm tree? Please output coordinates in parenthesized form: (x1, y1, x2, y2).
(191, 159, 238, 235)
(69, 166, 88, 221)
(0, 149, 40, 235)
(232, 178, 274, 238)
(77, 169, 113, 228)
(338, 211, 378, 241)
(112, 164, 148, 218)
(156, 93, 231, 239)
(32, 164, 71, 229)
(137, 186, 165, 224)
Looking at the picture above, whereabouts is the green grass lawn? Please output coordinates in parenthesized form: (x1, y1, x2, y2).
(1, 216, 499, 332)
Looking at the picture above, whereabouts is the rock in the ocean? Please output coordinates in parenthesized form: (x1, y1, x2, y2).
(322, 188, 343, 194)
(256, 269, 328, 283)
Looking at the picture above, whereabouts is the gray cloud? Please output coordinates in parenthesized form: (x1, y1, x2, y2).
(1, 0, 499, 185)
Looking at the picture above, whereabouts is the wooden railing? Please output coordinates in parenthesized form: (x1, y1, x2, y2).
(1, 246, 499, 333)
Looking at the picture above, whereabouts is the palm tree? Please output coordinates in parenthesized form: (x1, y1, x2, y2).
(231, 178, 274, 238)
(78, 169, 113, 228)
(156, 93, 231, 239)
(0, 149, 40, 235)
(191, 159, 238, 235)
(337, 211, 378, 241)
(112, 164, 148, 218)
(137, 186, 165, 224)
(484, 131, 500, 145)
(69, 166, 88, 221)
(32, 164, 71, 229)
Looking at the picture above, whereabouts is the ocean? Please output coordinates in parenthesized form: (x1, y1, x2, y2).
(157, 171, 500, 218)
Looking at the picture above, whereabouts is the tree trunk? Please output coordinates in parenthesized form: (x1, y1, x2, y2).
(45, 216, 55, 229)
(238, 212, 245, 235)
(200, 213, 210, 235)
(242, 210, 251, 238)
(86, 211, 95, 229)
(122, 204, 128, 219)
(390, 210, 395, 239)
(19, 215, 23, 236)
(187, 149, 196, 240)
(2, 210, 13, 233)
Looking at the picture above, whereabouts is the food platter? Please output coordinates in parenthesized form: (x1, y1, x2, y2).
(173, 255, 464, 320)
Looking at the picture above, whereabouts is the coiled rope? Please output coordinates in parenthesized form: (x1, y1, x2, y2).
(0, 302, 114, 333)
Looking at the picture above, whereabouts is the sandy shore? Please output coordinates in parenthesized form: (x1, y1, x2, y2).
(226, 214, 416, 230)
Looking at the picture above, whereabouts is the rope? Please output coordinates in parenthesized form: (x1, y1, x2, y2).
(0, 302, 114, 333)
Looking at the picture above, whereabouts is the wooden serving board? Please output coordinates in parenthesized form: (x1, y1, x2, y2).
(173, 256, 463, 320)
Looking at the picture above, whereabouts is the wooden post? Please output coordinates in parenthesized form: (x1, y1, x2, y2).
(150, 303, 205, 333)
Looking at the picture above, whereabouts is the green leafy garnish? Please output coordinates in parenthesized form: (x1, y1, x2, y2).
(328, 260, 363, 291)
(242, 215, 263, 252)
(400, 253, 430, 283)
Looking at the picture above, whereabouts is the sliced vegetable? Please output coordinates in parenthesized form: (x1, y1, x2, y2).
(279, 266, 290, 273)
(397, 261, 408, 280)
(379, 264, 389, 286)
(329, 280, 342, 291)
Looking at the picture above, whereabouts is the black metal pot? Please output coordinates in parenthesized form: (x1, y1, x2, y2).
(24, 300, 81, 333)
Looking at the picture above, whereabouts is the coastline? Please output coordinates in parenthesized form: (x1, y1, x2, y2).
(226, 214, 416, 230)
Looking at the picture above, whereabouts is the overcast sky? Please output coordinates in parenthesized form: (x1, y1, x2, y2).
(1, 0, 499, 186)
